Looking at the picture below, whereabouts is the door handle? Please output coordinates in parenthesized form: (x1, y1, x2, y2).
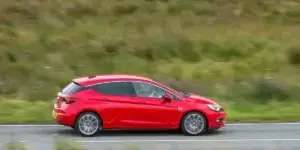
(89, 98, 110, 101)
(100, 98, 110, 101)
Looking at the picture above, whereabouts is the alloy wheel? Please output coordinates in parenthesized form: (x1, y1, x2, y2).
(75, 112, 101, 137)
(181, 112, 207, 136)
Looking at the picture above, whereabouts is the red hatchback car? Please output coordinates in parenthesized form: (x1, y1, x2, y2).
(53, 74, 226, 137)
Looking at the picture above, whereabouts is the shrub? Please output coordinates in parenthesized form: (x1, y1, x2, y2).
(287, 45, 300, 65)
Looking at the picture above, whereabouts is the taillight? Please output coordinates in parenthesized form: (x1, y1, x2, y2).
(65, 97, 78, 104)
(56, 92, 80, 106)
(56, 97, 64, 106)
(56, 96, 78, 106)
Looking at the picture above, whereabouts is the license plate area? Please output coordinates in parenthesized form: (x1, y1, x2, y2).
(52, 110, 57, 119)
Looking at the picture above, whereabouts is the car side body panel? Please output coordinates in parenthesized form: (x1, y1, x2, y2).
(53, 74, 226, 132)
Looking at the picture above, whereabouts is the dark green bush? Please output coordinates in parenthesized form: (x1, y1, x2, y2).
(114, 4, 139, 15)
(223, 76, 293, 104)
(287, 45, 300, 65)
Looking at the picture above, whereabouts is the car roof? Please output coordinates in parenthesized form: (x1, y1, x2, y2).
(73, 74, 154, 86)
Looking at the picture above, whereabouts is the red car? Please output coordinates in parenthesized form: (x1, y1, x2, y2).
(53, 74, 226, 137)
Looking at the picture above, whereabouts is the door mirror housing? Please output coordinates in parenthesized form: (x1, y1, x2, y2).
(162, 93, 172, 102)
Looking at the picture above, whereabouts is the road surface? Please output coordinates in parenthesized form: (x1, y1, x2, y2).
(0, 123, 300, 150)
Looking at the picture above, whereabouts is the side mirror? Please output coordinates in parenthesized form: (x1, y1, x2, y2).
(162, 93, 172, 102)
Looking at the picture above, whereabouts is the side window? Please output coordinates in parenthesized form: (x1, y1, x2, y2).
(169, 93, 179, 100)
(62, 82, 86, 94)
(92, 82, 135, 96)
(132, 82, 167, 99)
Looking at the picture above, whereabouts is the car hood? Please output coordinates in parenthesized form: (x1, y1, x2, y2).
(186, 93, 219, 105)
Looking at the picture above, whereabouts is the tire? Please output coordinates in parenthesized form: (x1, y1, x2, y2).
(180, 111, 208, 136)
(208, 128, 220, 132)
(74, 112, 102, 137)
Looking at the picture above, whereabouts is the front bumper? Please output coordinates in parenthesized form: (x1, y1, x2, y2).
(207, 111, 226, 129)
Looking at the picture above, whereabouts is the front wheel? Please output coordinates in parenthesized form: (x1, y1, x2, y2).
(74, 112, 102, 137)
(180, 111, 208, 136)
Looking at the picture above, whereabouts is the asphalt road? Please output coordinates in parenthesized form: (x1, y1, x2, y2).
(0, 123, 300, 150)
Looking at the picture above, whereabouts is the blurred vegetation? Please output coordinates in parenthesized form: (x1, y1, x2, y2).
(1, 99, 300, 124)
(4, 138, 142, 150)
(4, 140, 27, 150)
(3, 136, 299, 150)
(1, 0, 300, 122)
(54, 137, 87, 150)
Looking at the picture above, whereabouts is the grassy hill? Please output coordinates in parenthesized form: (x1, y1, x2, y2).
(1, 0, 300, 123)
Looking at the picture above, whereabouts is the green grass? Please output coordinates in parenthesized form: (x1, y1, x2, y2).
(5, 138, 137, 150)
(0, 99, 53, 124)
(5, 138, 85, 150)
(1, 0, 300, 123)
(1, 99, 300, 124)
(226, 101, 300, 122)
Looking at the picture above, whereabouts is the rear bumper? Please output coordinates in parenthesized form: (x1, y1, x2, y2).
(53, 104, 76, 127)
(207, 111, 226, 129)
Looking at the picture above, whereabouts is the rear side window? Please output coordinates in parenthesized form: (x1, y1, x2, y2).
(91, 82, 135, 96)
(62, 82, 85, 94)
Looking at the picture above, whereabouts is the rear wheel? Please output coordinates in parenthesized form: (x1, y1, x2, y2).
(74, 112, 102, 137)
(180, 111, 208, 136)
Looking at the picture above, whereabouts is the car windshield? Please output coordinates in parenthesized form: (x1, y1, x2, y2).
(179, 91, 191, 97)
(171, 88, 190, 98)
(158, 82, 191, 98)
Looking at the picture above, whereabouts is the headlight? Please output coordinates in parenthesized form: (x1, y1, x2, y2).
(207, 104, 223, 112)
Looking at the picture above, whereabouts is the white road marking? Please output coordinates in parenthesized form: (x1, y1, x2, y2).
(227, 122, 300, 126)
(0, 122, 299, 127)
(75, 139, 300, 143)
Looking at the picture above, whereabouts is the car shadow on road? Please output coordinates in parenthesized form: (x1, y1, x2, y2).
(51, 128, 225, 137)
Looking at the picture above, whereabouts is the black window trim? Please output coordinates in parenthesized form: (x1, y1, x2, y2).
(87, 80, 184, 100)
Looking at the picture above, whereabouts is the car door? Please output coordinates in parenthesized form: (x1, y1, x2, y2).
(131, 81, 182, 129)
(89, 81, 144, 129)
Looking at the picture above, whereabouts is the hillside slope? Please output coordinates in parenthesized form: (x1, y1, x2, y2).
(1, 0, 300, 104)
